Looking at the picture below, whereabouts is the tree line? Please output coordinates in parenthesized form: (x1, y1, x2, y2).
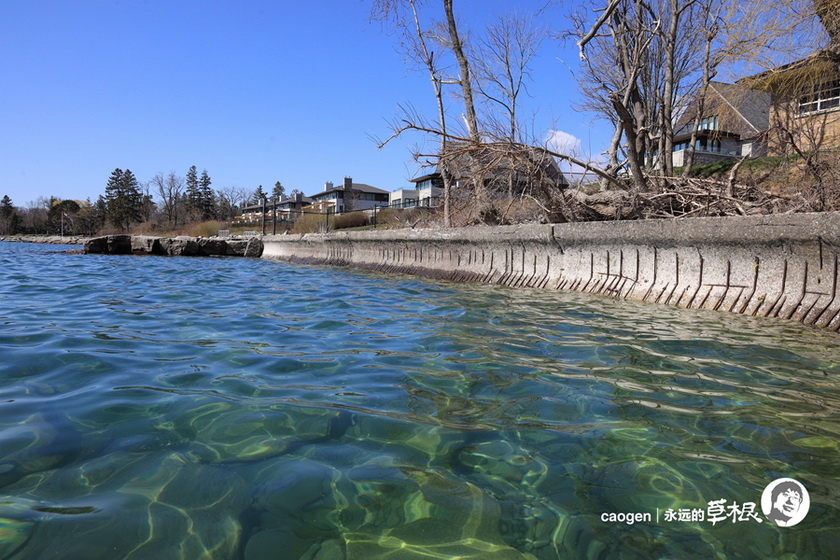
(0, 167, 288, 236)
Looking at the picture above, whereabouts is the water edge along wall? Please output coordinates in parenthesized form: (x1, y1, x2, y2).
(261, 212, 840, 332)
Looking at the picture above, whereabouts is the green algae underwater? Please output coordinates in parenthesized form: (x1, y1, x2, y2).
(0, 241, 838, 559)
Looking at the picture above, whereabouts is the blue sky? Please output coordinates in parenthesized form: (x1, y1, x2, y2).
(0, 0, 608, 206)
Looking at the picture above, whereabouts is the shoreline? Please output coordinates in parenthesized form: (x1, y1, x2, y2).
(68, 212, 840, 332)
(260, 212, 840, 332)
(1, 235, 92, 245)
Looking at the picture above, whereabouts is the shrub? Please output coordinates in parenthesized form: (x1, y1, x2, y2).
(130, 220, 163, 235)
(186, 220, 224, 237)
(333, 212, 369, 230)
(291, 213, 331, 234)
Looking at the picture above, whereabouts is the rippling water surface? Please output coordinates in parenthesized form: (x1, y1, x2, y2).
(1, 241, 839, 559)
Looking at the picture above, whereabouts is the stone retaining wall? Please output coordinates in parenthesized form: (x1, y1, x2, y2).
(261, 212, 840, 331)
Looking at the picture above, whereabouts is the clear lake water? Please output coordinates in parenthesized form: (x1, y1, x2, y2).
(0, 241, 839, 559)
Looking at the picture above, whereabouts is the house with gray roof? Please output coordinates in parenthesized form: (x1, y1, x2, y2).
(672, 81, 771, 166)
(305, 177, 389, 214)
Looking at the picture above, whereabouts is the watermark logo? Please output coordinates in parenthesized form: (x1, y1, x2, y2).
(761, 478, 810, 527)
(600, 478, 810, 528)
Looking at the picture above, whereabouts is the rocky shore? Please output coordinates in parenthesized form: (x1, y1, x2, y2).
(0, 235, 92, 245)
(83, 234, 264, 257)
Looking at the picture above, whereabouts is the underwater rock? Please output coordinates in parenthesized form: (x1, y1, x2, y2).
(244, 529, 302, 560)
(339, 468, 536, 559)
(185, 405, 345, 464)
(301, 538, 346, 560)
(0, 517, 33, 558)
(4, 451, 250, 560)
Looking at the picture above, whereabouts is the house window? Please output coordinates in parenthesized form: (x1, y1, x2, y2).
(693, 137, 721, 152)
(799, 79, 840, 114)
(698, 116, 719, 131)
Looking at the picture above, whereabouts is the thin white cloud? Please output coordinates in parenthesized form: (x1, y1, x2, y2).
(546, 129, 582, 157)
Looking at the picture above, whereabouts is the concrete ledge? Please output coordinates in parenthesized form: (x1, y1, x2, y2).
(262, 212, 840, 332)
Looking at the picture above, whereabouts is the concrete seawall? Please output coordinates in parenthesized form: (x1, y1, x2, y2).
(261, 212, 840, 331)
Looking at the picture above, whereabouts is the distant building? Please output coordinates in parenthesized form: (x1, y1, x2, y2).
(234, 192, 312, 225)
(305, 177, 389, 214)
(672, 81, 771, 166)
(748, 53, 840, 155)
(390, 173, 444, 208)
(672, 52, 840, 165)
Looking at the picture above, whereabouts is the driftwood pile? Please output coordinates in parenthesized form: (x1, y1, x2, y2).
(561, 177, 804, 222)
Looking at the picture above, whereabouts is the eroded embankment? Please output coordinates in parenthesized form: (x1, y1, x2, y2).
(261, 212, 840, 331)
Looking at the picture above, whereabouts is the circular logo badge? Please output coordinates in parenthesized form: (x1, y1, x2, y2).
(761, 478, 809, 527)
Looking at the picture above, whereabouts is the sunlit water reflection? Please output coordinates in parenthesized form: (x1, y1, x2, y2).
(0, 241, 838, 559)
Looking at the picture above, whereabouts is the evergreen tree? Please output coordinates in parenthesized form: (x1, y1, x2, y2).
(272, 181, 286, 201)
(1, 195, 19, 235)
(185, 165, 200, 221)
(104, 168, 143, 232)
(9, 212, 21, 235)
(199, 169, 215, 220)
(252, 185, 267, 204)
(94, 195, 108, 232)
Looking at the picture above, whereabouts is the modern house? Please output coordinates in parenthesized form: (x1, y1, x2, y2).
(746, 53, 840, 155)
(234, 192, 312, 225)
(390, 173, 444, 209)
(305, 177, 390, 214)
(672, 53, 840, 165)
(671, 81, 771, 167)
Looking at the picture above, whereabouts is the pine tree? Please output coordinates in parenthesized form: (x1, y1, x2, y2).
(1, 195, 17, 235)
(272, 181, 286, 201)
(252, 185, 267, 204)
(94, 195, 108, 230)
(104, 168, 143, 232)
(185, 165, 200, 222)
(199, 169, 215, 221)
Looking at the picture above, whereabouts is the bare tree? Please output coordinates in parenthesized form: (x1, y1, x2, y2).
(442, 0, 480, 143)
(150, 172, 184, 227)
(372, 0, 459, 226)
(473, 13, 543, 144)
(573, 0, 821, 185)
(216, 185, 250, 221)
(681, 4, 720, 176)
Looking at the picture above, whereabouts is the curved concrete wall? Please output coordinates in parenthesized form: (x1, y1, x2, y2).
(261, 212, 840, 331)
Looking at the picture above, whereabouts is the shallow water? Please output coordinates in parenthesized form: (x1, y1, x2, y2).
(0, 241, 838, 559)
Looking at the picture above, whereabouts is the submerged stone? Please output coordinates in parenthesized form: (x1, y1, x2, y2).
(0, 517, 33, 558)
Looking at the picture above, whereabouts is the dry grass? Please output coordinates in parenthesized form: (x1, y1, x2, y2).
(291, 214, 331, 234)
(185, 221, 224, 237)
